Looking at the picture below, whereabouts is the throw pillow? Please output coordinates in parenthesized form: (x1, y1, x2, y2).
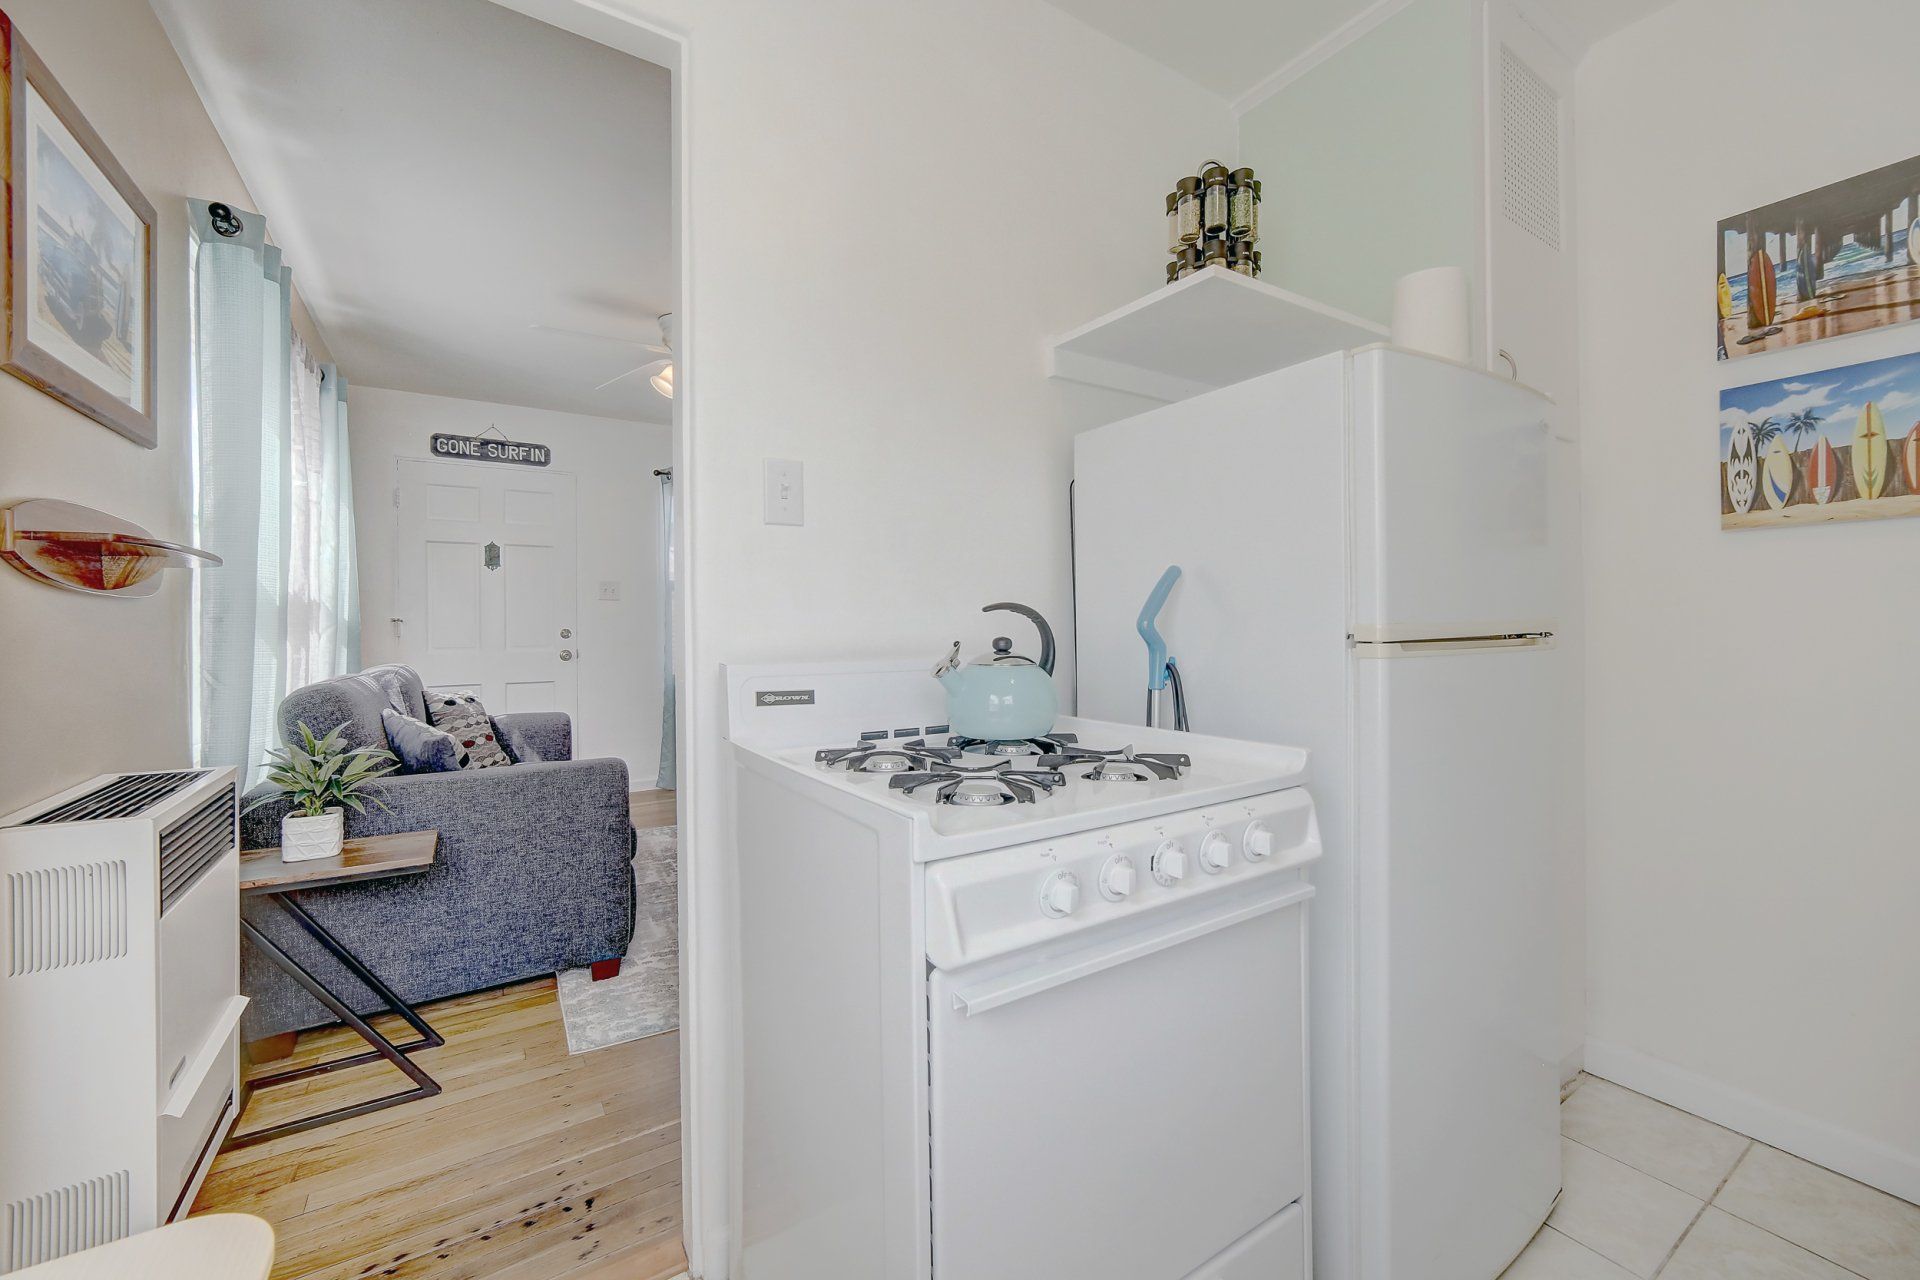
(382, 707, 461, 774)
(425, 691, 512, 769)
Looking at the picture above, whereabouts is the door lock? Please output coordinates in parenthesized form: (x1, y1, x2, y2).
(560, 628, 572, 639)
(559, 649, 574, 661)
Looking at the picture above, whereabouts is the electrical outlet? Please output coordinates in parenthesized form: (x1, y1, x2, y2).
(764, 459, 804, 526)
(598, 581, 620, 602)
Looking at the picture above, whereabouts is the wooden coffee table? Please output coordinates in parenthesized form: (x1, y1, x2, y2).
(232, 831, 443, 1147)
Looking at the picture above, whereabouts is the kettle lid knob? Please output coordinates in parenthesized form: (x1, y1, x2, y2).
(992, 637, 1012, 654)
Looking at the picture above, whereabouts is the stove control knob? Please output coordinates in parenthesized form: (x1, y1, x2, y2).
(1151, 841, 1187, 886)
(1040, 870, 1081, 919)
(1098, 855, 1136, 901)
(1243, 820, 1275, 861)
(1199, 830, 1232, 874)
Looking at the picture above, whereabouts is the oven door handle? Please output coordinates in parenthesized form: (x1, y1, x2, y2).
(946, 879, 1315, 1017)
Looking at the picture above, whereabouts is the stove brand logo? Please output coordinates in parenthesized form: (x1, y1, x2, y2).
(754, 689, 816, 707)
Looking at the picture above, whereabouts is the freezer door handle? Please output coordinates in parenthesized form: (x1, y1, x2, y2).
(1351, 631, 1554, 657)
(944, 880, 1315, 1017)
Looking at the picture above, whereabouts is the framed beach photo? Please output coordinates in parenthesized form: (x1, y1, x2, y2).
(0, 12, 156, 447)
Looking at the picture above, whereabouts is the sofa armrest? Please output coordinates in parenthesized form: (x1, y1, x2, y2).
(493, 711, 571, 763)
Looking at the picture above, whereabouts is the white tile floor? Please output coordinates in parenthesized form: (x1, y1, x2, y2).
(1502, 1075, 1920, 1279)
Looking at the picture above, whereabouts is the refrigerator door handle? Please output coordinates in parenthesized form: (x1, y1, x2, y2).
(1350, 632, 1555, 657)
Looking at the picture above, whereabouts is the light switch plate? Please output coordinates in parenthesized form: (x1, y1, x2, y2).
(764, 459, 804, 525)
(598, 581, 620, 602)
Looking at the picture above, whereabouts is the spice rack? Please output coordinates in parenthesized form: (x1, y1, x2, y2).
(1047, 267, 1388, 405)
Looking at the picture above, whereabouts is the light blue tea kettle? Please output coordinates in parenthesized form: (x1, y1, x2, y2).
(932, 603, 1059, 742)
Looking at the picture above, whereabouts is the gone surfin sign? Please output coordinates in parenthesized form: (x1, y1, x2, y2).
(430, 432, 552, 468)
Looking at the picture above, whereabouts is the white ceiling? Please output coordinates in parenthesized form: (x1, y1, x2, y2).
(151, 0, 674, 423)
(1043, 0, 1676, 107)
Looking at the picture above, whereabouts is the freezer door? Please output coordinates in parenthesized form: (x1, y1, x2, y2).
(1350, 347, 1554, 641)
(1354, 641, 1561, 1280)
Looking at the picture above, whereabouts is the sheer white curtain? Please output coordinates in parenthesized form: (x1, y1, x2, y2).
(287, 337, 361, 691)
(190, 199, 360, 780)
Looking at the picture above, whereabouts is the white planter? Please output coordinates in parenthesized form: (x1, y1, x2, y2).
(281, 809, 345, 862)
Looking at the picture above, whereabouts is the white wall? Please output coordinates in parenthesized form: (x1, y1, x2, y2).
(492, 1, 1238, 1270)
(1237, 0, 1482, 326)
(348, 386, 672, 784)
(0, 0, 327, 813)
(1579, 0, 1920, 1199)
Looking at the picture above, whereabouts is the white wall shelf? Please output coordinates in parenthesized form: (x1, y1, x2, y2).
(1047, 266, 1388, 403)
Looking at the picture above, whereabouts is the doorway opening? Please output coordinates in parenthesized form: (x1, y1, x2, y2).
(157, 0, 693, 1273)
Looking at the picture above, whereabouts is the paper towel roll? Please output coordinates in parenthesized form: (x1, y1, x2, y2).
(1391, 266, 1471, 364)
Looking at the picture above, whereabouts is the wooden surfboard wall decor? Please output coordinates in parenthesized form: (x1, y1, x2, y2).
(1762, 438, 1795, 510)
(1853, 401, 1889, 499)
(1810, 436, 1838, 505)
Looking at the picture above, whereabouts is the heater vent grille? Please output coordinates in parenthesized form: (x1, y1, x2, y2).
(1499, 43, 1561, 251)
(20, 771, 207, 825)
(1, 1171, 130, 1273)
(159, 786, 236, 915)
(5, 862, 129, 976)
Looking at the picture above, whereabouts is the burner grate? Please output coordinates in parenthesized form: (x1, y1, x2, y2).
(1038, 745, 1191, 781)
(887, 767, 1066, 806)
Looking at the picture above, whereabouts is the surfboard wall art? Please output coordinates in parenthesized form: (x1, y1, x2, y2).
(1721, 347, 1920, 528)
(1717, 152, 1920, 360)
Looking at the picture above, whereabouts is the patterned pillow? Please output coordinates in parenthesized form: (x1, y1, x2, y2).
(424, 691, 512, 769)
(382, 707, 460, 774)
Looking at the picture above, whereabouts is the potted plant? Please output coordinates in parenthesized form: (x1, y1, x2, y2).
(247, 722, 398, 862)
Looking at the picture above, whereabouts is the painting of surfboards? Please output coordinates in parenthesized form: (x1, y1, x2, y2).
(1718, 153, 1920, 360)
(1746, 248, 1777, 329)
(1853, 402, 1888, 499)
(1809, 436, 1838, 504)
(1762, 438, 1794, 509)
(1721, 346, 1920, 528)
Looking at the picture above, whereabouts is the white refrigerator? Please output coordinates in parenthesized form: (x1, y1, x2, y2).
(1073, 346, 1562, 1280)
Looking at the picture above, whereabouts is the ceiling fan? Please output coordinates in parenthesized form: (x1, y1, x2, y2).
(529, 313, 676, 398)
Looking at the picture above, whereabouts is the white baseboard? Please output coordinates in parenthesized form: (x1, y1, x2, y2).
(1584, 1039, 1920, 1205)
(1559, 1043, 1585, 1085)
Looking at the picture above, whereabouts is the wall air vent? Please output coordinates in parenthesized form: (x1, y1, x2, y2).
(158, 787, 236, 915)
(4, 862, 129, 976)
(1, 1171, 131, 1273)
(20, 771, 207, 826)
(1498, 43, 1561, 251)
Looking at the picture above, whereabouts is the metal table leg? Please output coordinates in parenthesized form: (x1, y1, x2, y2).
(229, 895, 444, 1148)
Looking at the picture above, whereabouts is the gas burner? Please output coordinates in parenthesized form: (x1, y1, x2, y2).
(815, 743, 941, 774)
(1038, 745, 1191, 782)
(888, 768, 1066, 806)
(948, 732, 1080, 758)
(899, 738, 964, 764)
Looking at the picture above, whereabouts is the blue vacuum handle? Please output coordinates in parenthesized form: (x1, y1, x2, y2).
(1137, 566, 1182, 692)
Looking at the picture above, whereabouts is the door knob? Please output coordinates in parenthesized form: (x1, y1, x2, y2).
(559, 649, 574, 661)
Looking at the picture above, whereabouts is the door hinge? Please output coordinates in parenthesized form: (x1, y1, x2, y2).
(392, 485, 402, 508)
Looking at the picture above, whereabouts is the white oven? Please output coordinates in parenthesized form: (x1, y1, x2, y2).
(927, 875, 1312, 1280)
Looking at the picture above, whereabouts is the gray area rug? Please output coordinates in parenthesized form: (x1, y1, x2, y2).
(557, 824, 679, 1054)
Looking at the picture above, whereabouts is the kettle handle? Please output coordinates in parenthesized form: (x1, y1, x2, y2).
(983, 603, 1055, 676)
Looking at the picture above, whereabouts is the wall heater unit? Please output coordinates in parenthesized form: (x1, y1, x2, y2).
(0, 769, 245, 1273)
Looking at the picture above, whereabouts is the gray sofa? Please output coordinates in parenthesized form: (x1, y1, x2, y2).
(238, 664, 636, 1040)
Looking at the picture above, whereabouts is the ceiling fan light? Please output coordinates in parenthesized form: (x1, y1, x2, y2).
(650, 364, 675, 398)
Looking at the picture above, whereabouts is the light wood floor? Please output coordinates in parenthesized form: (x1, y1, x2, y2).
(629, 787, 676, 830)
(193, 980, 687, 1280)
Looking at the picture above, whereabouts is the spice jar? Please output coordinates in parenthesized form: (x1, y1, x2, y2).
(1229, 168, 1256, 238)
(1253, 250, 1263, 279)
(1165, 192, 1180, 254)
(1230, 239, 1255, 277)
(1166, 256, 1181, 285)
(1174, 177, 1202, 245)
(1251, 179, 1262, 243)
(1201, 165, 1230, 236)
(1174, 245, 1202, 279)
(1201, 238, 1230, 273)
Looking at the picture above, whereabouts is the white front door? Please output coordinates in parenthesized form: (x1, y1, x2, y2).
(393, 457, 579, 728)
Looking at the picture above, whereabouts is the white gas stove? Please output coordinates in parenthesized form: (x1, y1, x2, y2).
(728, 661, 1322, 1280)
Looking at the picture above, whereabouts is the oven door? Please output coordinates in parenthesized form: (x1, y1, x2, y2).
(928, 878, 1311, 1280)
